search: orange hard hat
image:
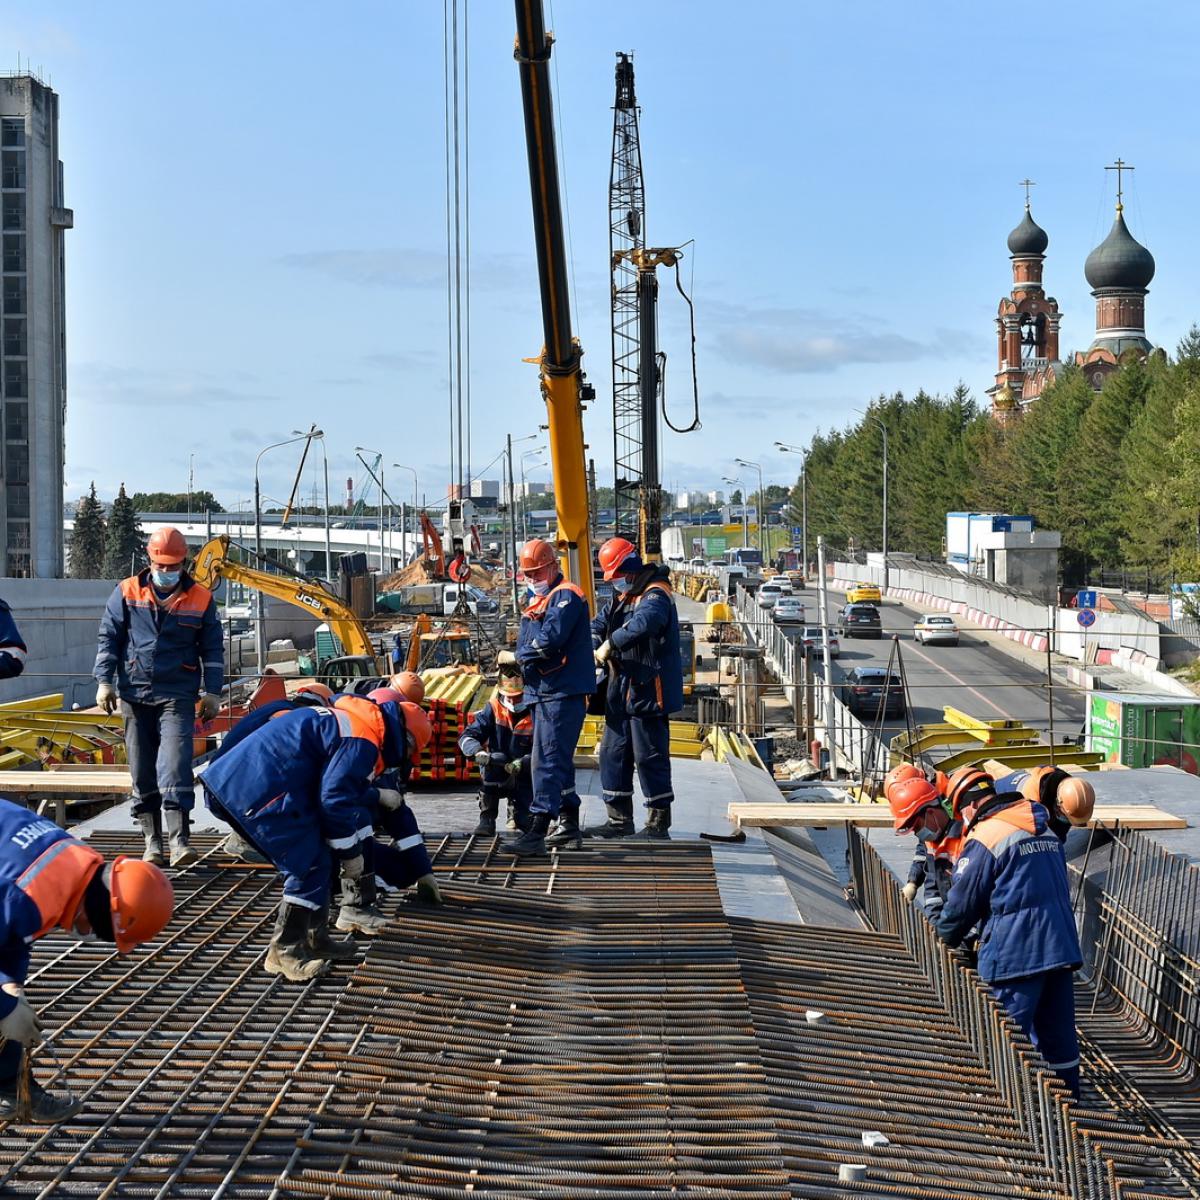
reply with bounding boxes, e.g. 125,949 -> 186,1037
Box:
887,776 -> 941,832
598,536 -> 637,581
388,671 -> 426,704
1056,776 -> 1095,825
109,857 -> 174,953
519,538 -> 558,575
147,526 -> 188,565
295,681 -> 333,704
1018,766 -> 1060,807
367,687 -> 405,706
399,701 -> 432,752
945,767 -> 994,817
497,672 -> 525,696
882,762 -> 922,801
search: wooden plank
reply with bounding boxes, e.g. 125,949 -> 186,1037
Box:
0,770 -> 132,795
727,801 -> 1188,831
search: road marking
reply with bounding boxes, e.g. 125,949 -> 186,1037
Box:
895,633 -> 1014,720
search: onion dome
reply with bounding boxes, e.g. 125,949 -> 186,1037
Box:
1084,208 -> 1155,291
1007,207 -> 1048,256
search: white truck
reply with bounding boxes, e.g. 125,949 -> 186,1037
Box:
378,582 -> 499,617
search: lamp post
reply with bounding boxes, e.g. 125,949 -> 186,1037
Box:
735,457 -> 766,560
255,432 -> 312,674
775,441 -> 808,575
293,428 -> 331,584
856,413 -> 889,591
391,463 -> 419,563
503,435 -> 538,613
520,447 -> 547,541
355,446 -> 386,573
722,475 -> 748,551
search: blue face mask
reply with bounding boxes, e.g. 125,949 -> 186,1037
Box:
152,569 -> 181,590
613,578 -> 633,594
530,579 -> 551,596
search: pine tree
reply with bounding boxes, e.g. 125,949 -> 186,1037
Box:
103,483 -> 144,579
68,483 -> 108,578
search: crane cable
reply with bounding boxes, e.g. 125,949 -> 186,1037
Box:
659,257 -> 702,434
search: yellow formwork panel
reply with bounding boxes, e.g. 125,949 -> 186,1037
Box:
935,745 -> 1105,773
420,672 -> 488,708
0,694 -> 64,713
0,712 -> 122,733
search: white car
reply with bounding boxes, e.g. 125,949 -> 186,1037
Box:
914,614 -> 960,645
799,625 -> 840,658
774,578 -> 794,595
773,596 -> 805,624
757,583 -> 783,610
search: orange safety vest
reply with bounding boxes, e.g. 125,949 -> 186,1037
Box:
490,694 -> 534,737
523,579 -> 587,619
16,838 -> 106,939
332,695 -> 387,777
119,575 -> 214,617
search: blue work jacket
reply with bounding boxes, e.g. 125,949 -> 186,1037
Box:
0,601 -> 26,679
459,696 -> 534,766
516,577 -> 595,702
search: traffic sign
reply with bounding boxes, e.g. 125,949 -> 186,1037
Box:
1077,608 -> 1096,628
1076,589 -> 1097,609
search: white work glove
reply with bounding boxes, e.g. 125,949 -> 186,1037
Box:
0,997 -> 41,1046
594,639 -> 613,666
474,750 -> 491,768
505,758 -> 524,778
901,882 -> 919,902
497,650 -> 518,666
96,681 -> 117,715
340,854 -> 365,880
376,788 -> 406,812
198,694 -> 221,721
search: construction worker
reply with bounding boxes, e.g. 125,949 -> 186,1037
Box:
0,797 -> 172,1122
0,598 -> 26,679
459,672 -> 533,837
199,696 -> 434,980
498,538 -> 593,856
991,766 -> 1096,842
94,527 -> 223,868
937,777 -> 1085,1099
343,670 -> 426,704
585,537 -> 683,840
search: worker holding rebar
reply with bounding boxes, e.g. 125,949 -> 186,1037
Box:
498,538 -> 593,856
936,779 -> 1084,1099
458,671 -> 534,837
584,538 -> 683,841
94,527 -> 224,868
0,797 -> 173,1123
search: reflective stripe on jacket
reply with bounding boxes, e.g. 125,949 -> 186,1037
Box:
516,578 -> 594,701
459,696 -> 534,763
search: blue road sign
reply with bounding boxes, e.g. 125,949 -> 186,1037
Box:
1077,608 -> 1096,628
1076,589 -> 1097,609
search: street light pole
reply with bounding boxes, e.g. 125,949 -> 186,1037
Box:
735,458 -> 766,560
858,415 -> 890,592
355,446 -> 386,574
502,435 -> 537,613
775,441 -> 809,576
520,447 -> 546,542
722,476 -> 746,551
392,463 -> 419,563
294,428 -> 331,583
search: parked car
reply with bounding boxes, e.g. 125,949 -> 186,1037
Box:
914,614 -> 960,645
839,602 -> 883,639
757,583 -> 784,610
841,667 -> 905,719
773,596 -> 806,625
774,577 -> 794,595
798,624 -> 840,658
846,582 -> 882,605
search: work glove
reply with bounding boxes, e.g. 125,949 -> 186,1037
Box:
901,882 -> 919,902
594,639 -> 613,666
340,854 -> 365,880
497,650 -> 518,667
505,758 -> 524,777
0,997 -> 41,1046
415,873 -> 443,905
376,788 -> 405,812
474,750 -> 491,768
96,681 -> 117,715
198,694 -> 221,721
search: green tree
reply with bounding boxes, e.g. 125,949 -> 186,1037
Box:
129,490 -> 225,514
104,483 -> 144,578
68,483 -> 107,578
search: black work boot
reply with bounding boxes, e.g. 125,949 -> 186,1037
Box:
504,812 -> 552,857
474,791 -> 500,837
264,901 -> 330,981
545,806 -> 582,849
137,811 -> 165,866
308,903 -> 359,961
509,802 -> 532,832
0,1072 -> 82,1125
629,804 -> 672,841
164,808 -> 198,868
582,796 -> 635,840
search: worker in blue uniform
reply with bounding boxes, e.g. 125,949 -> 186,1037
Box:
199,697 -> 435,980
497,538 -> 593,857
458,672 -> 534,837
0,599 -> 26,680
585,537 -> 684,840
937,782 -> 1084,1098
94,526 -> 224,868
0,798 -> 173,1122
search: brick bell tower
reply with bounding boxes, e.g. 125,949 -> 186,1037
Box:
988,183 -> 1062,418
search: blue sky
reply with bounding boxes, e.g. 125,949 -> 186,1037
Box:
9,0 -> 1199,511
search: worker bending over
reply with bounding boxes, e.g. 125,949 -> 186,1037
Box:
936,778 -> 1084,1098
586,538 -> 683,841
459,672 -> 533,837
0,597 -> 26,680
991,765 -> 1095,841
499,538 -> 594,857
0,798 -> 172,1122
94,527 -> 223,868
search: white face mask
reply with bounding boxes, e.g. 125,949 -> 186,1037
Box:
500,693 -> 524,712
613,578 -> 633,594
530,579 -> 551,596
151,568 -> 182,589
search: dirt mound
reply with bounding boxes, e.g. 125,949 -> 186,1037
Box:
379,561 -> 497,592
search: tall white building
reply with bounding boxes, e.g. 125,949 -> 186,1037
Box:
1,75 -> 71,577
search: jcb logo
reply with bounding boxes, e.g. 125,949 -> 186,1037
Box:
296,592 -> 323,612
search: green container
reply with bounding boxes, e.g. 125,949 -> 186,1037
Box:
1087,691 -> 1200,775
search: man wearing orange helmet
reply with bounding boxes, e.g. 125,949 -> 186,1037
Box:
94,526 -> 223,868
991,766 -> 1096,842
585,537 -> 684,840
0,797 -> 173,1122
458,672 -> 534,837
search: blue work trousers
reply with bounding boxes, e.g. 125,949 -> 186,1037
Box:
530,696 -> 586,817
375,800 -> 433,887
599,709 -> 674,809
0,1039 -> 21,1082
123,698 -> 197,815
993,968 -> 1081,1098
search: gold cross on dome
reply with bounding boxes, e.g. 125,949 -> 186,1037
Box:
1019,179 -> 1035,208
1106,159 -> 1134,210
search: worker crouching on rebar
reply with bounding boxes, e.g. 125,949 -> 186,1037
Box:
585,538 -> 684,841
0,797 -> 173,1122
459,672 -> 534,837
936,779 -> 1085,1099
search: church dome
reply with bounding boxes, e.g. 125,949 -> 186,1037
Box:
1084,209 -> 1155,291
1007,208 -> 1048,256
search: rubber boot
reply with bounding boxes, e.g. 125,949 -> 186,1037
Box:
164,808 -> 198,868
264,901 -> 329,981
221,830 -> 267,863
504,812 -> 552,858
336,871 -> 388,935
582,797 -> 635,840
0,1070 -> 82,1125
137,810 -> 165,866
307,903 -> 359,961
629,804 -> 672,841
545,806 -> 582,850
474,791 -> 499,837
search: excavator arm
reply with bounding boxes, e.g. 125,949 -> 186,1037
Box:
418,512 -> 447,580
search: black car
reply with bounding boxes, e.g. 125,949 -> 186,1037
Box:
842,668 -> 905,719
838,602 -> 883,639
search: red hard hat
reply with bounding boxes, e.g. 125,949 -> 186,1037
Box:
295,681 -> 333,704
388,671 -> 426,704
399,701 -> 432,752
519,538 -> 558,574
109,857 -> 174,953
882,762 -> 922,801
368,687 -> 404,706
598,537 -> 637,581
147,526 -> 188,565
946,766 -> 994,817
887,776 -> 941,832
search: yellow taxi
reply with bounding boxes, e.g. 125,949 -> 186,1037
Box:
846,582 -> 882,605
